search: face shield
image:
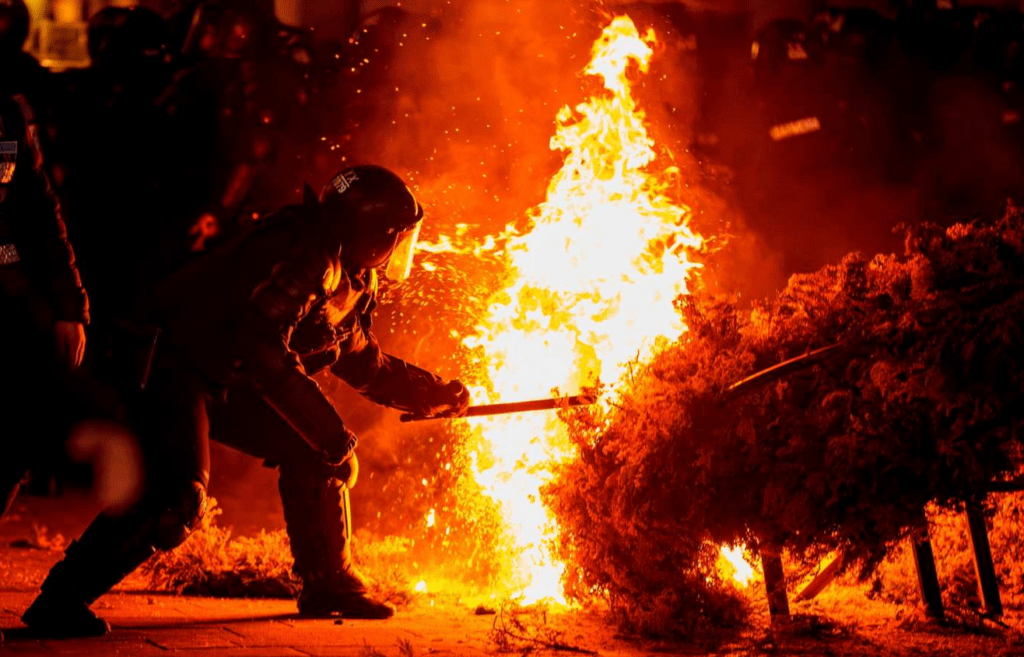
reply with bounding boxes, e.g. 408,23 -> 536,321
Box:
384,221 -> 421,282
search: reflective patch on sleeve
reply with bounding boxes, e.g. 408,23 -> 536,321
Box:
770,117 -> 821,141
0,141 -> 16,184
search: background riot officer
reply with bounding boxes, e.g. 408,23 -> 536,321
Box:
0,93 -> 89,541
165,0 -> 314,254
55,6 -> 175,321
22,165 -> 468,637
0,0 -> 48,102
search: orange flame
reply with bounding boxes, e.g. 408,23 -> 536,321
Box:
454,15 -> 706,602
718,545 -> 755,588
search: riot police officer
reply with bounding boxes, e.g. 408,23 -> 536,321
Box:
0,93 -> 89,551
22,165 -> 469,637
164,0 -> 314,254
56,6 -> 174,320
0,0 -> 48,102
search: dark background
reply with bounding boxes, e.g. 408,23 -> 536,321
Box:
9,1 -> 1024,576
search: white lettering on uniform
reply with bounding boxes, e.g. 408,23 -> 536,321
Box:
332,170 -> 360,194
770,117 -> 822,142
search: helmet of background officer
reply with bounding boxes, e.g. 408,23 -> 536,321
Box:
751,19 -> 822,77
317,165 -> 424,282
182,0 -> 273,59
88,7 -> 167,72
811,8 -> 894,70
907,0 -> 958,11
0,0 -> 30,56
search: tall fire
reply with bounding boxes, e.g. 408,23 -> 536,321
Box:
455,15 -> 706,602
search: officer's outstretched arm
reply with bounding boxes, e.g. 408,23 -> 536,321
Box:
331,327 -> 469,418
241,250 -> 357,465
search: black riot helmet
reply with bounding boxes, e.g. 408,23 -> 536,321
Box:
752,19 -> 822,76
181,0 -> 272,59
0,0 -> 30,55
317,165 -> 424,281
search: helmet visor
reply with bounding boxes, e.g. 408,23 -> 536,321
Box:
384,221 -> 421,282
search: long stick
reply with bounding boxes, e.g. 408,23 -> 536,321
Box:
400,394 -> 596,423
724,342 -> 845,401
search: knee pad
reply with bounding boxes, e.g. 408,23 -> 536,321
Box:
153,480 -> 208,551
281,452 -> 358,490
330,452 -> 359,490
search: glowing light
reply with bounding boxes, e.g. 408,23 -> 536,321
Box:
718,545 -> 756,588
426,508 -> 436,528
463,15 -> 705,603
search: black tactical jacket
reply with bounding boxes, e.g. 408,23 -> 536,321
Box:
0,94 -> 88,323
149,203 -> 444,463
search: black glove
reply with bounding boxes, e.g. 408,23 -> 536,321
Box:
420,379 -> 471,419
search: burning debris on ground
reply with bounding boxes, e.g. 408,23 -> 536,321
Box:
2,1 -> 1024,656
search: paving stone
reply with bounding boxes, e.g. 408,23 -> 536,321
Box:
0,639 -> 52,653
35,641 -> 167,656
292,646 -> 491,657
144,626 -> 243,650
223,619 -> 401,647
172,646 -> 309,650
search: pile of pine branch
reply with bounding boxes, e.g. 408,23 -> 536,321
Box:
546,209 -> 1024,637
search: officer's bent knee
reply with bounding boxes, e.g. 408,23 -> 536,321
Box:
152,480 -> 208,551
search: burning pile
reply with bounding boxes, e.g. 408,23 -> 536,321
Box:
546,209 -> 1024,637
458,15 -> 705,602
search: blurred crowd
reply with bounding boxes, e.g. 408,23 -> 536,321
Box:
0,0 -> 413,324
627,0 -> 1024,273
744,2 -> 1024,211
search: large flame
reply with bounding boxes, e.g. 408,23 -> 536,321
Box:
456,15 -> 707,602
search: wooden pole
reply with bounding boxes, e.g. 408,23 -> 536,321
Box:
910,513 -> 945,621
964,504 -> 1003,618
794,553 -> 844,602
760,543 -> 790,622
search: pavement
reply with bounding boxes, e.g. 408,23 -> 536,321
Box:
4,491 -> 1024,656
1,592 -> 521,656
0,492 -> 638,657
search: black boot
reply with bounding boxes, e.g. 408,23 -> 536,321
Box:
279,467 -> 395,620
22,511 -> 158,638
298,569 -> 395,620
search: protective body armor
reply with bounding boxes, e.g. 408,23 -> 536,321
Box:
0,94 -> 88,322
